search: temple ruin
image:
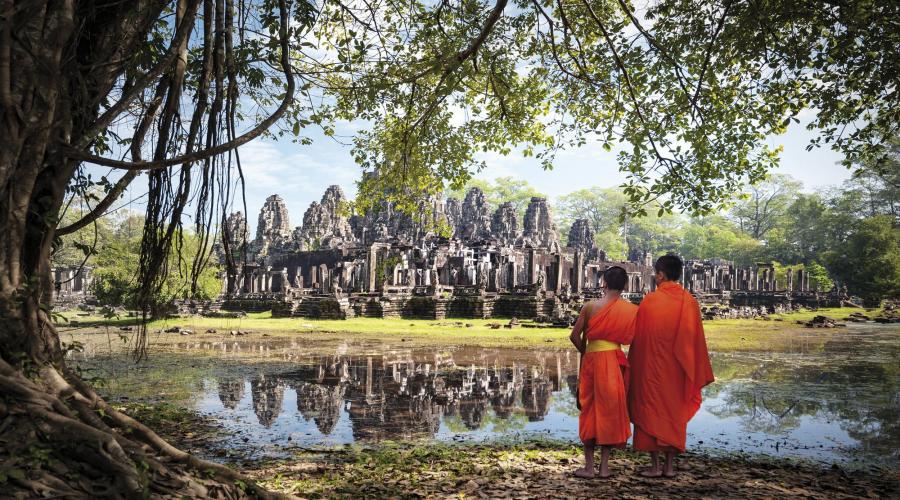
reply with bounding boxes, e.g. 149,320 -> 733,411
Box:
215,185 -> 842,321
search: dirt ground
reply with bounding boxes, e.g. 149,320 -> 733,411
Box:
126,403 -> 898,499
241,443 -> 899,499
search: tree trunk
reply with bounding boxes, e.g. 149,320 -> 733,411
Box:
0,2 -> 284,497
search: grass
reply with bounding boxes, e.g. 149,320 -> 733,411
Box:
60,312 -> 574,349
57,307 -> 892,353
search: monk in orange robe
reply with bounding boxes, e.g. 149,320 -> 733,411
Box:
570,266 -> 638,478
628,255 -> 715,477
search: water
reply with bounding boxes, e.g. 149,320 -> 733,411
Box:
71,323 -> 900,467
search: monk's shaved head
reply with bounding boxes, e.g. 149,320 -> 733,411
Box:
655,255 -> 683,281
604,266 -> 628,291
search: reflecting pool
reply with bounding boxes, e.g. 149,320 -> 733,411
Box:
71,323 -> 899,467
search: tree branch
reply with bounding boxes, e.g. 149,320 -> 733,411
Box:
56,171 -> 138,236
689,0 -> 732,120
65,0 -> 295,171
75,0 -> 202,150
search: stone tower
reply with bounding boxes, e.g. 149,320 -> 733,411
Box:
456,187 -> 492,241
223,211 -> 248,250
491,202 -> 519,245
298,185 -> 353,247
567,218 -> 595,252
521,197 -> 559,249
445,197 -> 462,231
256,194 -> 292,241
253,194 -> 292,257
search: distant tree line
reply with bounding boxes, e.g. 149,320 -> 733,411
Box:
455,166 -> 899,302
54,210 -> 220,314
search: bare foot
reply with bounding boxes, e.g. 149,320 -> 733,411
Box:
597,470 -> 613,479
639,467 -> 663,478
573,467 -> 595,479
663,470 -> 677,478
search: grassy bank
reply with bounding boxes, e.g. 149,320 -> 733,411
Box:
58,307 -> 889,353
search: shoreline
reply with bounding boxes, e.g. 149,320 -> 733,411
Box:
56,306 -> 891,352
122,401 -> 898,499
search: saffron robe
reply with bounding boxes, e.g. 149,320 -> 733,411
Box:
578,298 -> 638,446
628,281 -> 715,452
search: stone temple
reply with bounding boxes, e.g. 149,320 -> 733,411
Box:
213,185 -> 843,321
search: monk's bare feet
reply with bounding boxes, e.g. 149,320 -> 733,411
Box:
663,471 -> 677,478
573,467 -> 595,479
639,467 -> 663,478
597,469 -> 613,479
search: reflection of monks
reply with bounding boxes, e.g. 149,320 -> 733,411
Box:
628,255 -> 714,478
570,266 -> 637,479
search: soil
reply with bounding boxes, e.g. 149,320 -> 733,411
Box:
138,401 -> 899,499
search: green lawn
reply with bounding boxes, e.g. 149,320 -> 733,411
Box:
57,306 -> 888,352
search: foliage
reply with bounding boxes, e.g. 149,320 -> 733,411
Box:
678,217 -> 761,266
548,168 -> 897,299
729,174 -> 802,240
375,255 -> 402,287
556,187 -> 627,236
825,216 -> 900,302
332,0 -> 899,218
804,261 -> 835,294
91,216 -> 221,314
51,203 -> 115,267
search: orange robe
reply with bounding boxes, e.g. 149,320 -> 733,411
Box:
578,298 -> 638,446
628,281 -> 714,452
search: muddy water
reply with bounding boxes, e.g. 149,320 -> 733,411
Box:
70,323 -> 899,467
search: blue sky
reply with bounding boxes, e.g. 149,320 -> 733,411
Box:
97,111 -> 852,234
229,113 -> 851,232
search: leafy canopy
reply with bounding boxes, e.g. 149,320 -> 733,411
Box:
308,0 -> 898,217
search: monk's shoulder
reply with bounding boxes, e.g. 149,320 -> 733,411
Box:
581,299 -> 601,316
585,298 -> 604,310
638,289 -> 661,308
617,298 -> 639,316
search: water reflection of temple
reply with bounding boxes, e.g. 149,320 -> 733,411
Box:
250,374 -> 284,427
217,378 -> 245,410
216,350 -> 577,440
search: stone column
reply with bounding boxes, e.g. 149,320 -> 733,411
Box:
367,245 -> 378,292
574,251 -> 584,293
527,248 -> 536,284
554,253 -> 564,294
264,266 -> 273,292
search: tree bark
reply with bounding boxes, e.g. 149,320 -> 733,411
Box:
0,1 -> 287,497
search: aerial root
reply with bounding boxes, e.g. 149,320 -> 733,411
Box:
0,354 -> 289,498
60,367 -> 288,499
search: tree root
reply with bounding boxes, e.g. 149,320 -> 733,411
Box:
0,355 -> 292,499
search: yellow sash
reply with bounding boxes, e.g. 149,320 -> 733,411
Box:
585,339 -> 621,353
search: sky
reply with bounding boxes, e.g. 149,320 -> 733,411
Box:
98,112 -> 853,235
227,114 -> 852,233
